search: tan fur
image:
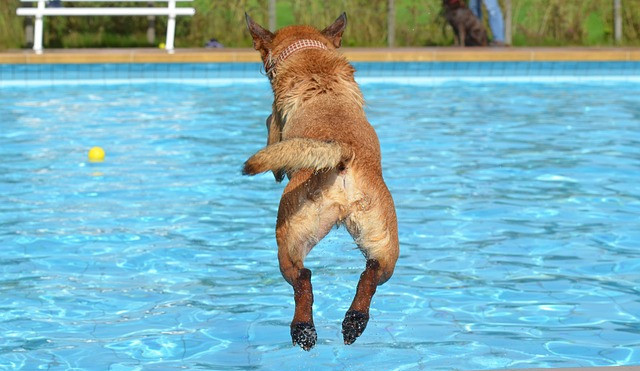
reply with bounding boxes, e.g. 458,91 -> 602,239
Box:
242,138 -> 352,176
244,12 -> 399,350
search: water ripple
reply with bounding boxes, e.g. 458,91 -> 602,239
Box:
0,82 -> 639,370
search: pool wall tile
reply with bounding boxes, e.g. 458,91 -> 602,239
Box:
1,61 -> 639,86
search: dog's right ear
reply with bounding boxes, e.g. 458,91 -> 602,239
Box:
245,13 -> 274,52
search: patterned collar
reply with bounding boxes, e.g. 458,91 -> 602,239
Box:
265,39 -> 328,78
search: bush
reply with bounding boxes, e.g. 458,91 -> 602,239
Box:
2,0 -> 640,50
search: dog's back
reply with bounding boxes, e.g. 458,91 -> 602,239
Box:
244,25 -> 382,178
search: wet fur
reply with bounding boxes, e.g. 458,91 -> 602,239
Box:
244,13 -> 399,350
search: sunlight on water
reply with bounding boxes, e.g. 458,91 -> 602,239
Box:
1,78 -> 639,370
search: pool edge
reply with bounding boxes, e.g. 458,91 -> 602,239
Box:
1,47 -> 640,64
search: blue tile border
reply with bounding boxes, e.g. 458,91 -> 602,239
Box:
353,61 -> 640,77
1,61 -> 639,86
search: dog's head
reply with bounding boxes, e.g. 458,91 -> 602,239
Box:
442,0 -> 466,9
245,13 -> 347,71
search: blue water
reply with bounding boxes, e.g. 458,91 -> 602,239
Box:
1,77 -> 639,370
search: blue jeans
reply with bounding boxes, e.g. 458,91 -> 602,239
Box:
469,0 -> 505,43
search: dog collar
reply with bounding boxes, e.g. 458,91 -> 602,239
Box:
265,39 -> 328,78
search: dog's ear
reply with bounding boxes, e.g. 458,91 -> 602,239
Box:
245,13 -> 274,52
321,12 -> 347,48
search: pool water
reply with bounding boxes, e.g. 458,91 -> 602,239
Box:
1,78 -> 639,370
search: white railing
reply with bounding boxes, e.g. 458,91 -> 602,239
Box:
16,0 -> 195,54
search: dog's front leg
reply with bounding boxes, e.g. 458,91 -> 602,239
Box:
265,113 -> 285,182
458,24 -> 466,47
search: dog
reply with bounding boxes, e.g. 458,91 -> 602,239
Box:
243,13 -> 399,351
442,0 -> 488,46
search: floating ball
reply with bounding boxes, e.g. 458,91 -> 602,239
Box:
88,146 -> 105,162
159,42 -> 166,49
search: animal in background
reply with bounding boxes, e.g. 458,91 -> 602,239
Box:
442,0 -> 489,46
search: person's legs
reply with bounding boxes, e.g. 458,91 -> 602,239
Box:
482,0 -> 505,43
468,0 -> 482,19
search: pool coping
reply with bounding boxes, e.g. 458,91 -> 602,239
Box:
1,47 -> 640,64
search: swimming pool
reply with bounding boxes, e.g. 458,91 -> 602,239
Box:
1,63 -> 639,370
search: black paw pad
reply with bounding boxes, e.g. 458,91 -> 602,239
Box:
291,322 -> 317,351
342,310 -> 369,345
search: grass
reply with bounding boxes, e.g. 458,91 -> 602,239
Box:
1,0 -> 640,50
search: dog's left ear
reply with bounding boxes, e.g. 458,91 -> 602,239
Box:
321,12 -> 347,48
245,12 -> 274,53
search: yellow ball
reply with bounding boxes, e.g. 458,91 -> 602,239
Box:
88,146 -> 105,162
158,43 -> 166,49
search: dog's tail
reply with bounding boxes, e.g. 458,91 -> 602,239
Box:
242,138 -> 351,176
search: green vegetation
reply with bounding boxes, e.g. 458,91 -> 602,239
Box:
1,0 -> 640,50
0,0 -> 24,49
511,0 -> 640,46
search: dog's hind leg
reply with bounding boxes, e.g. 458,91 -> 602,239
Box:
277,219 -> 318,351
342,258 -> 381,344
276,171 -> 342,350
277,224 -> 318,351
289,266 -> 316,351
343,181 -> 399,345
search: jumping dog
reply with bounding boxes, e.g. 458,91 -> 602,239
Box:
242,13 -> 399,350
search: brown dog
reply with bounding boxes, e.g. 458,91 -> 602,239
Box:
443,0 -> 488,46
243,13 -> 399,350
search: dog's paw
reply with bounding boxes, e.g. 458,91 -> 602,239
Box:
291,322 -> 317,351
342,310 -> 369,345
